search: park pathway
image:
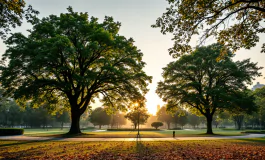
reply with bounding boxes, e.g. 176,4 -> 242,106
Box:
0,134 -> 264,141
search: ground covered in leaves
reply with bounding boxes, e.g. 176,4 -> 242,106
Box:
0,139 -> 265,159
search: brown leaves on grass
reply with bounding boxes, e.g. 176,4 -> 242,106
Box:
0,140 -> 265,159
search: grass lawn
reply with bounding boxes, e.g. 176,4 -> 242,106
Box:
0,138 -> 265,159
23,128 -> 245,138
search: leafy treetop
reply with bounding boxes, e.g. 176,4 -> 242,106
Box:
0,0 -> 39,39
152,0 -> 265,57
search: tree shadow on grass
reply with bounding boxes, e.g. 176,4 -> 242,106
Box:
0,136 -> 67,147
236,137 -> 265,144
27,133 -> 96,138
85,134 -> 159,160
195,133 -> 246,137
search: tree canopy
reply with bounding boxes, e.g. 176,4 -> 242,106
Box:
110,112 -> 127,128
0,0 -> 39,39
253,86 -> 265,128
0,7 -> 152,134
156,43 -> 261,134
151,122 -> 163,130
89,107 -> 111,129
125,106 -> 150,129
156,106 -> 174,129
152,0 -> 265,57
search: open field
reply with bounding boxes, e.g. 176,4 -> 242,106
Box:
23,128 -> 246,138
0,138 -> 265,159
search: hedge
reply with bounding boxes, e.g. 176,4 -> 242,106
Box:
0,128 -> 24,136
107,128 -> 161,131
241,130 -> 265,134
168,128 -> 182,130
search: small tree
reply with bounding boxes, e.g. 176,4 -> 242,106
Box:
56,110 -> 70,130
151,122 -> 163,130
188,114 -> 200,129
229,90 -> 257,130
89,107 -> 111,129
177,112 -> 188,129
125,107 -> 149,129
110,112 -> 127,129
157,106 -> 173,129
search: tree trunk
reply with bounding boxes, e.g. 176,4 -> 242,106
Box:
234,115 -> 244,130
68,111 -> 81,134
61,122 -> 64,130
206,115 -> 213,134
167,122 -> 170,129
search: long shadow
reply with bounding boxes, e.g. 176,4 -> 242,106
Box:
0,136 -> 67,147
235,137 -> 265,144
80,134 -> 156,159
26,133 -> 96,138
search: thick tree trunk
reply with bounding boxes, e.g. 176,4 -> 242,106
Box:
206,115 -> 213,134
68,111 -> 81,134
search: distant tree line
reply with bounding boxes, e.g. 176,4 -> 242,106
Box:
0,99 -> 71,129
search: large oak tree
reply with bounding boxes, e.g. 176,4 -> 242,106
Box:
152,0 -> 265,57
0,7 -> 152,134
156,44 -> 261,134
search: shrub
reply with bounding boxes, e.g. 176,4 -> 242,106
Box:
169,127 -> 182,130
151,122 -> 164,129
0,128 -> 24,136
219,126 -> 226,129
107,128 -> 160,131
241,130 -> 265,134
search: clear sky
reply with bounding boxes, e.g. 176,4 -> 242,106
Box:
0,0 -> 264,115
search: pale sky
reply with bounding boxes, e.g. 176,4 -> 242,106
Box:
0,0 -> 264,115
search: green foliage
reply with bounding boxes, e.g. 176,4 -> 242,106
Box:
56,109 -> 70,129
0,7 -> 151,134
110,112 -> 127,128
151,122 -> 163,129
125,107 -> 150,129
188,114 -> 201,128
0,0 -> 39,39
22,105 -> 55,128
156,106 -> 173,129
153,0 -> 265,56
156,43 -> 262,133
175,111 -> 188,128
253,86 -> 265,128
0,128 -> 24,136
89,107 -> 111,128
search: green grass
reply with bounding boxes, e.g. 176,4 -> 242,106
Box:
1,138 -> 265,159
22,128 -> 245,138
